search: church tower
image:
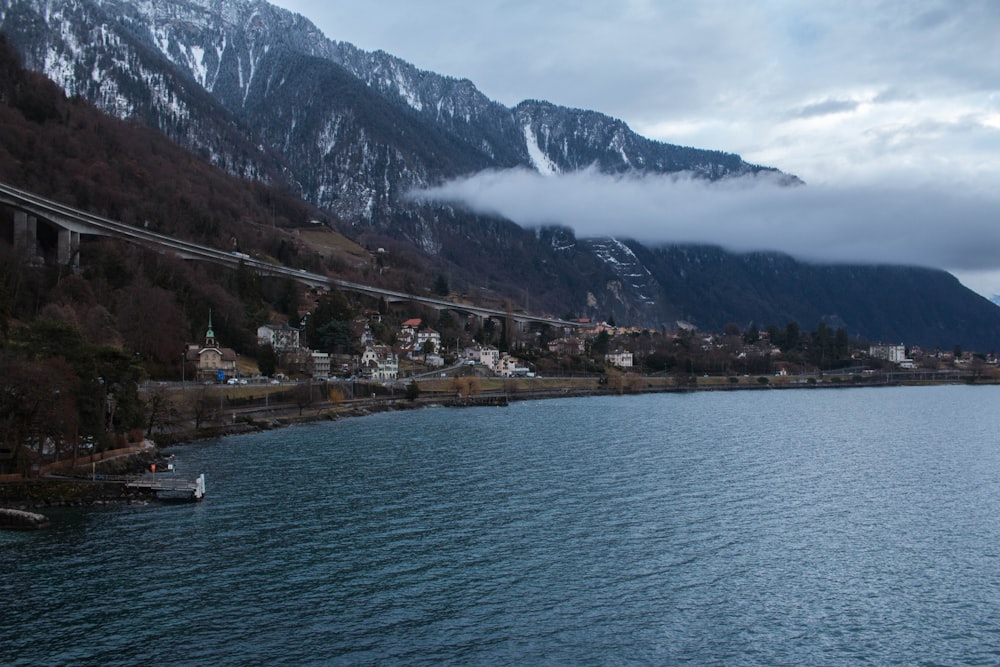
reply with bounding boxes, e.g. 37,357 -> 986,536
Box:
204,310 -> 217,348
186,309 -> 238,381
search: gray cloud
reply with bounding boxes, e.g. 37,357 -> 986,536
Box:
795,98 -> 860,118
272,0 -> 1000,293
411,169 -> 1000,273
872,87 -> 917,104
272,1 -> 1000,119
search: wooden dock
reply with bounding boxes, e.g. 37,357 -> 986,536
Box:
125,473 -> 206,501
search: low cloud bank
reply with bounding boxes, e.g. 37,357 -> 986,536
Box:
410,168 -> 1000,272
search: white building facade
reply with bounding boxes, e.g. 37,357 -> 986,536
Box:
415,328 -> 442,354
257,324 -> 301,351
359,345 -> 398,381
605,350 -> 634,369
310,351 -> 331,378
869,343 -> 906,363
466,346 -> 500,371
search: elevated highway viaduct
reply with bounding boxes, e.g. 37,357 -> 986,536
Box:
0,181 -> 580,332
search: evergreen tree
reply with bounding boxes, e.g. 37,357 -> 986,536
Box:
275,278 -> 299,316
782,321 -> 801,352
405,381 -> 421,401
316,320 -> 354,354
593,330 -> 611,356
258,344 -> 277,377
306,290 -> 355,348
433,274 -> 449,297
766,324 -> 781,348
812,321 -> 832,367
835,328 -> 850,360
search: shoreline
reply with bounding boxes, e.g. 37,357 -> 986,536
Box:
152,372 -> 989,447
3,375 -> 992,511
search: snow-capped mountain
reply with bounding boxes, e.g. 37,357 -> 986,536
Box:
1,0 -> 782,217
3,0 -> 999,349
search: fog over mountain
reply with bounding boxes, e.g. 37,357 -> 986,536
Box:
275,0 -> 1000,298
414,168 -> 1000,271
3,0 -> 1000,349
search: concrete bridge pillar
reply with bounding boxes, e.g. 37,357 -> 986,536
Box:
13,210 -> 25,245
13,210 -> 38,257
57,229 -> 80,266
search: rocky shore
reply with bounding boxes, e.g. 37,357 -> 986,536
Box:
0,449 -> 161,512
0,478 -> 160,511
0,507 -> 52,530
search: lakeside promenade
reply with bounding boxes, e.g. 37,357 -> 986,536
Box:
152,367 -> 989,445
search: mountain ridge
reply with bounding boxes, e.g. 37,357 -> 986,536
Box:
2,0 -> 999,351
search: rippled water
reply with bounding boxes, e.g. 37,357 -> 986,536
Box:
5,385 -> 1000,665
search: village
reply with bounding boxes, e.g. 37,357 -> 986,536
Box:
185,306 -> 1000,387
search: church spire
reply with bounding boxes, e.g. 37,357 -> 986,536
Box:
205,309 -> 216,347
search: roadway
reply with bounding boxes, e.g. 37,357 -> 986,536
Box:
0,181 -> 580,329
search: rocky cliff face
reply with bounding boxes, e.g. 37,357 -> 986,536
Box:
3,0 -> 998,349
1,0 -> 776,216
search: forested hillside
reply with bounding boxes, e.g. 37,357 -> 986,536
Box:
5,0 -> 999,352
0,33 -> 414,354
0,35 -> 416,466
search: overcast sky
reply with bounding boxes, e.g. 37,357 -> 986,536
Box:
269,0 -> 1000,297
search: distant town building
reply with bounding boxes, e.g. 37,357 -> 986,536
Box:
605,350 -> 634,369
466,345 -> 500,371
415,328 -> 441,354
310,351 -> 331,378
869,343 -> 906,364
397,319 -> 443,358
186,312 -> 238,381
348,315 -> 377,348
498,354 -> 531,377
396,318 -> 422,355
548,337 -> 585,356
360,344 -> 398,381
257,323 -> 302,352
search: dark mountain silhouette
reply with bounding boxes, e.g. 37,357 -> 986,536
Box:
1,0 -> 998,351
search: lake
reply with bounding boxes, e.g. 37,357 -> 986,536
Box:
4,385 -> 1000,665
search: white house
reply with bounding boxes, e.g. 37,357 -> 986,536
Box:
415,328 -> 442,354
498,354 -> 531,377
466,346 -> 500,371
257,323 -> 301,352
359,345 -> 398,381
605,350 -> 634,369
398,318 -> 421,345
358,322 -> 376,347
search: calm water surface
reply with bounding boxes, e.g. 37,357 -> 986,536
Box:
4,385 -> 1000,665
